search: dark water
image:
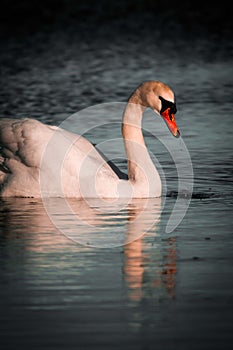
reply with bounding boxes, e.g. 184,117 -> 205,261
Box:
0,3 -> 233,349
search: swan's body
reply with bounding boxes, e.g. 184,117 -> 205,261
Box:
0,81 -> 180,198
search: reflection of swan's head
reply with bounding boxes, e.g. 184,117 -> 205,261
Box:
129,81 -> 180,138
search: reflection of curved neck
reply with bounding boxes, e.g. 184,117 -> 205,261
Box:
122,93 -> 160,196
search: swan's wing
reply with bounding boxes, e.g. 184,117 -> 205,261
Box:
0,154 -> 11,174
94,145 -> 128,180
0,118 -> 120,197
0,118 -> 51,168
0,118 -> 53,196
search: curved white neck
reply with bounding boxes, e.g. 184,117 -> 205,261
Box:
122,95 -> 161,197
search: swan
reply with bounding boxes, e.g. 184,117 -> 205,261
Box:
0,81 -> 180,198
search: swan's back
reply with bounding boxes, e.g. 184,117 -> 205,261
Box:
0,118 -> 118,197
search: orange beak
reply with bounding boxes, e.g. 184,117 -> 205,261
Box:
161,108 -> 180,138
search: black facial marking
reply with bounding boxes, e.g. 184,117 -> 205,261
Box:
159,96 -> 177,119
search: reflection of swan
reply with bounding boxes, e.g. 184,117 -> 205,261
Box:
124,236 -> 177,302
0,81 -> 179,198
1,197 -> 175,299
1,197 -> 176,301
44,197 -> 162,248
0,197 -> 161,249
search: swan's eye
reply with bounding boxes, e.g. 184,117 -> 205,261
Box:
159,96 -> 177,116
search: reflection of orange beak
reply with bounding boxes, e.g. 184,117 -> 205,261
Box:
161,108 -> 180,138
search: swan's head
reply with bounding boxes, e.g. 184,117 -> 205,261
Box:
138,81 -> 180,138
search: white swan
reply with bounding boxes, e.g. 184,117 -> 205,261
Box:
0,81 -> 180,198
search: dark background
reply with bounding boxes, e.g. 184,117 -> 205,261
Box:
0,0 -> 232,121
1,0 -> 232,45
